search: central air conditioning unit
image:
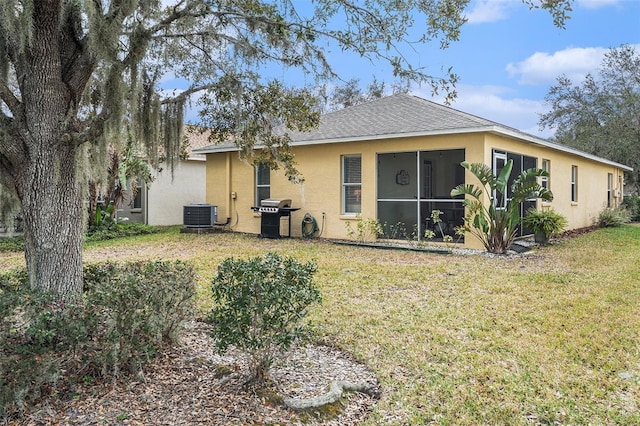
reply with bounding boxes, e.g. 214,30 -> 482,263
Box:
183,204 -> 217,228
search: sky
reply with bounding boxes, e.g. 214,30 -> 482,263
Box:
177,0 -> 640,140
325,0 -> 640,139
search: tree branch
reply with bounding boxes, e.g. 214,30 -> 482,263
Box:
120,2 -> 204,70
68,109 -> 111,147
0,79 -> 21,118
0,152 -> 16,191
283,380 -> 379,411
160,84 -> 217,106
0,117 -> 26,189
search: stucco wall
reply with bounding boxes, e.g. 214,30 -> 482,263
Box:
204,132 -> 626,248
205,133 -> 477,243
483,133 -> 624,230
146,159 -> 207,226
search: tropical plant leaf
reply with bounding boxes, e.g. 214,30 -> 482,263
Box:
463,162 -> 498,189
455,160 -> 555,254
495,159 -> 513,196
538,187 -> 554,202
450,183 -> 483,200
517,167 -> 549,181
513,180 -> 552,203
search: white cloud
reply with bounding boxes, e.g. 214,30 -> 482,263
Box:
464,0 -> 622,24
464,0 -> 514,24
506,47 -> 608,86
412,84 -> 553,138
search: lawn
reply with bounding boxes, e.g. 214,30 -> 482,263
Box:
1,226 -> 639,424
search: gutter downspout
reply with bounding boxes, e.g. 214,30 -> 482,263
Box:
226,152 -> 233,225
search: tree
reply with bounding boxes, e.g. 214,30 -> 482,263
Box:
330,78 -> 368,110
0,0 -> 572,300
539,44 -> 640,193
317,76 -> 402,112
87,132 -> 156,230
451,161 -> 552,254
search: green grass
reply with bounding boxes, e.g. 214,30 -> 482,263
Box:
1,226 -> 639,424
0,235 -> 23,252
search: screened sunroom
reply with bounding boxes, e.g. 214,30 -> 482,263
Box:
377,149 -> 466,243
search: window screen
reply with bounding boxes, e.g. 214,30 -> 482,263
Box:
255,163 -> 270,205
541,159 -> 550,190
571,165 -> 578,202
342,155 -> 362,214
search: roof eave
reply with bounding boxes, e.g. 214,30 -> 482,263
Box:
192,126 -> 633,172
191,127 -> 492,154
490,127 -> 634,172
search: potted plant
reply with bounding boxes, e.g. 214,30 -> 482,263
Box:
523,208 -> 568,244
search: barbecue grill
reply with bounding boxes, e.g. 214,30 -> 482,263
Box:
251,199 -> 299,238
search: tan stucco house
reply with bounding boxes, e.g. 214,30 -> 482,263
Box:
193,94 -> 632,249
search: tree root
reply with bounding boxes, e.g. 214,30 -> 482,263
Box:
282,380 -> 379,411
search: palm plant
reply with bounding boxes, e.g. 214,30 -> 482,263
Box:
451,160 -> 553,254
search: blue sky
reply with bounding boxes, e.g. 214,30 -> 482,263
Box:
176,0 -> 639,139
435,0 -> 639,138
326,0 -> 640,138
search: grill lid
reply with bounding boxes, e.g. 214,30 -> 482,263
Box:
260,199 -> 291,209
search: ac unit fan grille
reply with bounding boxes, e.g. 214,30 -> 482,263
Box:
183,204 -> 217,228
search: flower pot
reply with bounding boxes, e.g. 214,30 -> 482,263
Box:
534,230 -> 550,245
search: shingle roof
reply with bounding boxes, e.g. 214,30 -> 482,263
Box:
184,125 -> 215,160
191,94 -> 632,171
192,94 -> 499,152
287,93 -> 497,143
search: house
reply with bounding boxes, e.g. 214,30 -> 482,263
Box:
193,94 -> 632,249
117,127 -> 209,226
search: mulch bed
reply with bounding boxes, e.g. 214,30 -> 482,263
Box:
17,322 -> 379,426
557,225 -> 599,239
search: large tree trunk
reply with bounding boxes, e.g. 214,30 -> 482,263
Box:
13,0 -> 87,301
20,140 -> 84,300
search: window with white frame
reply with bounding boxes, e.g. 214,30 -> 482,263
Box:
342,155 -> 362,214
492,151 -> 508,208
571,165 -> 578,203
255,163 -> 270,205
607,173 -> 613,207
541,159 -> 550,190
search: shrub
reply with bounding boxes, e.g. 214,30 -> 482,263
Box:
523,208 -> 568,243
0,223 -> 158,254
209,252 -> 321,383
0,274 -> 74,418
0,261 -> 195,420
0,268 -> 27,291
85,222 -> 158,242
424,209 -> 459,244
622,195 -> 640,222
345,216 -> 383,243
597,207 -> 631,228
83,260 -> 196,376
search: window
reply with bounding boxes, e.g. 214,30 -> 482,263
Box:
131,177 -> 143,210
342,155 -> 361,214
255,163 -> 270,205
571,165 -> 578,203
492,149 -> 537,237
492,151 -> 507,208
541,159 -> 550,190
607,173 -> 613,207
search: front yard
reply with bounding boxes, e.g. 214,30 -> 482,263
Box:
1,226 -> 639,424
